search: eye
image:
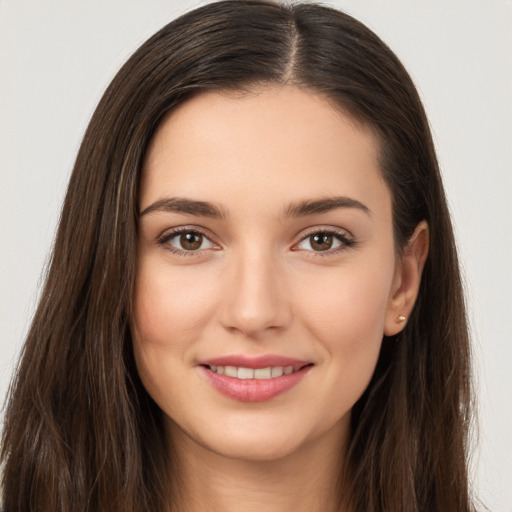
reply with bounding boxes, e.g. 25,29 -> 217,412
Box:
158,229 -> 217,254
295,230 -> 354,253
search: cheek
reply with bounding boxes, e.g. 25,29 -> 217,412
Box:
298,262 -> 393,343
130,260 -> 218,407
133,259 -> 217,348
294,259 -> 395,405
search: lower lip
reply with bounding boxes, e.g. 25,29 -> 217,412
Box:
200,365 -> 313,402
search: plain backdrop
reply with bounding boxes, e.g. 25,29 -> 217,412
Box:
1,1 -> 511,510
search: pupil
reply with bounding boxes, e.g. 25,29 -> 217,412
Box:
180,232 -> 202,250
312,234 -> 332,251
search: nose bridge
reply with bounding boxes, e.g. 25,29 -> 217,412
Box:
220,242 -> 290,336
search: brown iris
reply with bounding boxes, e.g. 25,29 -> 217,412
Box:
310,233 -> 333,251
180,232 -> 203,250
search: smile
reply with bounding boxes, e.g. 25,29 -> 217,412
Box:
199,357 -> 314,402
206,365 -> 297,379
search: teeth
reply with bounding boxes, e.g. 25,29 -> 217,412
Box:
271,367 -> 283,377
208,365 -> 296,379
224,366 -> 238,378
254,367 -> 271,379
238,367 -> 254,379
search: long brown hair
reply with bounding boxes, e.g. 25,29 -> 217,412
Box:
1,1 -> 474,511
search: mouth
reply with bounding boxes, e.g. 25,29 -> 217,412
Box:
198,357 -> 314,402
202,363 -> 313,380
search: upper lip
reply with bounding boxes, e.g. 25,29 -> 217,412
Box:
198,354 -> 313,370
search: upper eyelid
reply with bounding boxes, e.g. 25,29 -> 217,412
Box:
159,225 -> 216,242
294,225 -> 354,241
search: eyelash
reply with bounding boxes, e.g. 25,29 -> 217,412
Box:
157,227 -> 357,257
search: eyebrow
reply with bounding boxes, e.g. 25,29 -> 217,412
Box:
284,196 -> 371,217
140,197 -> 227,219
139,195 -> 370,219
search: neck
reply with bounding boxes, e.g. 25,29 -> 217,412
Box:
166,420 -> 351,512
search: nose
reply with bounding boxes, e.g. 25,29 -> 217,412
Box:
219,247 -> 292,338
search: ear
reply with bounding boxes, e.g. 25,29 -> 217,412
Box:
384,221 -> 429,336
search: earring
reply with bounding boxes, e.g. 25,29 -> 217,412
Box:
396,315 -> 407,323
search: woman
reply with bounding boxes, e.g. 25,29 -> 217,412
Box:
0,1 -> 475,511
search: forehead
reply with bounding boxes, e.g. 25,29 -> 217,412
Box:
141,86 -> 390,219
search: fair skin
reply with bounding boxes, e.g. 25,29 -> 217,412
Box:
132,85 -> 428,512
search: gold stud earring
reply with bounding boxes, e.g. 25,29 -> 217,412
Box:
396,315 -> 407,323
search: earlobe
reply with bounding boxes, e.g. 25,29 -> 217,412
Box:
384,221 -> 429,336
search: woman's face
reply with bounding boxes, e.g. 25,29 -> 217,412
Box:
133,86 -> 410,461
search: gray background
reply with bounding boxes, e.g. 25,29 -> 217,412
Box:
1,1 -> 511,510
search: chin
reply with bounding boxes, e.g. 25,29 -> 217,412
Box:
166,409 -> 314,461
169,406 -> 349,465
204,430 -> 307,462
